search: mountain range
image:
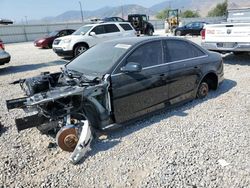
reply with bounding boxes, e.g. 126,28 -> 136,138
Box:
34,0 -> 250,23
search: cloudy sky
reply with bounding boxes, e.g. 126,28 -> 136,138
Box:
0,0 -> 165,21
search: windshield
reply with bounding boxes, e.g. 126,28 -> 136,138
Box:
48,31 -> 59,37
66,42 -> 131,74
72,26 -> 93,35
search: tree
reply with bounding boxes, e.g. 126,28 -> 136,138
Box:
180,10 -> 200,18
207,0 -> 228,17
156,8 -> 170,20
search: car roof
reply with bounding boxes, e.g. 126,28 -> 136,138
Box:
101,36 -> 193,46
84,22 -> 129,27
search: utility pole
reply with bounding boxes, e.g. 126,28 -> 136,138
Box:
79,1 -> 84,23
25,16 -> 28,25
120,0 -> 124,19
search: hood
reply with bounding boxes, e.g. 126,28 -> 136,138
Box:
56,34 -> 87,41
35,36 -> 54,42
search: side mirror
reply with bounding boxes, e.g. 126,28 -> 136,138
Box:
89,32 -> 96,36
121,62 -> 142,73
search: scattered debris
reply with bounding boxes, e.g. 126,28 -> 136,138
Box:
218,159 -> 230,167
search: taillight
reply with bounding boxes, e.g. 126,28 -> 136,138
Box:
0,41 -> 4,50
201,29 -> 206,40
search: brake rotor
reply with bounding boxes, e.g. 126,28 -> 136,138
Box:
56,125 -> 79,152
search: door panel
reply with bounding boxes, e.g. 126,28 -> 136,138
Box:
164,39 -> 203,104
111,40 -> 170,123
168,60 -> 201,102
111,66 -> 169,123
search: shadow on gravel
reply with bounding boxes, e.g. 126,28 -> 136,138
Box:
83,79 -> 237,163
0,118 -> 8,137
223,53 -> 250,66
0,60 -> 67,76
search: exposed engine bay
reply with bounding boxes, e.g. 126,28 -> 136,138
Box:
6,69 -> 112,164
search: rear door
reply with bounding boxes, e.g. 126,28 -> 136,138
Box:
103,24 -> 122,39
111,40 -> 169,123
164,39 -> 206,104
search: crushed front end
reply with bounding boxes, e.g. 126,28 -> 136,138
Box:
6,70 -> 111,164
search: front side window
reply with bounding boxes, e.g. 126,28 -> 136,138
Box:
91,25 -> 106,35
67,30 -> 75,35
59,30 -> 68,37
104,24 -> 120,33
186,23 -> 193,28
126,41 -> 162,68
164,40 -> 205,62
73,26 -> 93,35
142,16 -> 148,21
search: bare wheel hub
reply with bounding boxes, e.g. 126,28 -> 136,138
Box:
56,125 -> 79,152
200,83 -> 208,95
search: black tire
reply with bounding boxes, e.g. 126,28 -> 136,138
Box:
48,42 -> 53,49
74,44 -> 88,57
197,81 -> 209,99
175,30 -> 182,36
147,28 -> 154,36
233,52 -> 245,55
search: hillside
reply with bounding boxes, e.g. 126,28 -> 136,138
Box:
36,0 -> 250,23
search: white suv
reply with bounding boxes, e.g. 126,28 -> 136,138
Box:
52,22 -> 137,58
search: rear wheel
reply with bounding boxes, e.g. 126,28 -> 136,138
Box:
74,44 -> 88,57
147,28 -> 154,36
175,30 -> 182,36
197,81 -> 209,99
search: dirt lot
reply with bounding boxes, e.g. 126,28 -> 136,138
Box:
0,40 -> 250,187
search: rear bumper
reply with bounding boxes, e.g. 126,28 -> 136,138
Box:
201,42 -> 250,52
0,51 -> 11,65
53,47 -> 73,57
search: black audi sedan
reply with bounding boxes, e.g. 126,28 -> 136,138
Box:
175,21 -> 208,36
7,37 -> 224,164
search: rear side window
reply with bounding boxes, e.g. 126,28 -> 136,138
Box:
120,24 -> 133,31
92,25 -> 105,35
104,24 -> 120,33
164,40 -> 205,62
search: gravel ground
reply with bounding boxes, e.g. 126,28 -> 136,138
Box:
0,41 -> 250,188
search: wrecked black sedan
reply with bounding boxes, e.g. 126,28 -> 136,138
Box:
7,37 -> 224,164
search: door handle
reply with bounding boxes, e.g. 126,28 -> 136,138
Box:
194,66 -> 198,69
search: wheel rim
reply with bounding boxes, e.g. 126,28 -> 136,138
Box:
176,31 -> 181,36
199,83 -> 209,97
75,46 -> 87,56
149,29 -> 153,36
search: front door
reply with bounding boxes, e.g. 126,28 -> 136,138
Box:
111,40 -> 170,123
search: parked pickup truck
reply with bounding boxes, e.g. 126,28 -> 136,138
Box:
201,8 -> 250,54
